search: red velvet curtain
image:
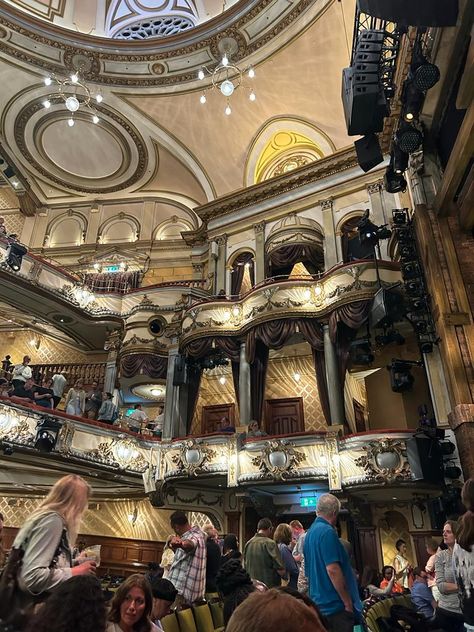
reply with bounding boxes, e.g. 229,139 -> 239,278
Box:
182,337 -> 240,361
250,340 -> 269,422
297,319 -> 331,426
186,363 -> 202,434
230,252 -> 255,295
231,361 -> 240,404
120,353 -> 167,379
268,244 -> 324,277
329,301 -> 372,385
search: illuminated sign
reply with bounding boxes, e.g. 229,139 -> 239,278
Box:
300,497 -> 318,508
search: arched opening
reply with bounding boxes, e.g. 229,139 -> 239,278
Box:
229,251 -> 255,295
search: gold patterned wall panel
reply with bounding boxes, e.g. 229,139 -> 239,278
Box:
0,331 -> 106,365
191,368 -> 237,434
0,192 -> 20,212
376,508 -> 416,568
2,212 -> 25,237
142,265 -> 194,286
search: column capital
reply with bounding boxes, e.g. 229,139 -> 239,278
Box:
319,198 -> 334,210
366,180 -> 383,194
253,221 -> 266,235
215,233 -> 228,246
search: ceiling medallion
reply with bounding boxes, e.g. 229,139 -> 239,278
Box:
355,438 -> 411,484
251,439 -> 306,481
197,37 -> 255,115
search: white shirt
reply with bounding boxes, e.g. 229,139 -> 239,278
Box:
128,409 -> 148,426
51,374 -> 67,397
154,413 -> 164,430
12,364 -> 32,383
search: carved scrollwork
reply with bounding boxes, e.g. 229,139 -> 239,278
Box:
70,436 -> 147,472
171,439 -> 217,476
250,439 -> 306,481
354,438 -> 411,484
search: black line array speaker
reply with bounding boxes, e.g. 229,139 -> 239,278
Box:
357,0 -> 458,27
355,134 -> 383,172
173,354 -> 187,385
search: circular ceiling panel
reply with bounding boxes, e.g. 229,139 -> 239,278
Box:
131,383 -> 166,401
41,119 -> 123,179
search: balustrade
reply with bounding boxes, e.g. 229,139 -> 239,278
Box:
30,362 -> 106,386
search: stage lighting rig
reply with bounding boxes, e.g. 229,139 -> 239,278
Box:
5,235 -> 28,272
357,210 -> 392,248
388,358 -> 423,393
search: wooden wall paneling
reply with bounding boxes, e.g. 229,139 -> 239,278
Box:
264,397 -> 304,434
411,531 -> 442,568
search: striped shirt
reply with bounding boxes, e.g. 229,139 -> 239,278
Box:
167,526 -> 206,603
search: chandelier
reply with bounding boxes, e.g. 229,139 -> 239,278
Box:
42,71 -> 103,127
197,37 -> 256,115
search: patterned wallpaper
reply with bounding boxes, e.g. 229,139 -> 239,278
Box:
190,353 -> 326,433
376,508 -> 416,567
3,213 -> 25,237
0,495 -> 215,542
0,330 -> 106,365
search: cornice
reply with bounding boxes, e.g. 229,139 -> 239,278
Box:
195,147 -> 359,223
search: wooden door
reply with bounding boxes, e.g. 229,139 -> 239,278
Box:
264,397 -> 304,435
411,531 -> 441,567
356,527 -> 380,573
201,403 -> 235,434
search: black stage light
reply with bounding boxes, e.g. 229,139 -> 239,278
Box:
1,442 -> 13,455
35,417 -> 61,453
396,227 -> 412,243
396,123 -> 423,154
384,167 -> 407,193
5,240 -> 28,272
439,441 -> 456,456
405,280 -> 423,296
399,244 -> 416,260
409,297 -> 427,311
392,144 -> 409,174
401,261 -> 420,278
444,465 -> 462,480
375,329 -> 405,346
350,339 -> 375,365
401,80 -> 424,122
412,60 -> 440,92
419,339 -> 433,354
392,209 -> 408,226
414,320 -> 428,334
388,361 -> 415,393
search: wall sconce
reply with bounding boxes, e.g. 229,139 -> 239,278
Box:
293,372 -> 301,382
128,505 -> 138,525
219,376 -> 226,385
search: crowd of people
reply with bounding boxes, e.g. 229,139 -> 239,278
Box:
0,473 -> 472,632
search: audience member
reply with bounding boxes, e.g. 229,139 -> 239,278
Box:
225,588 -> 328,632
167,510 -> 206,606
148,405 -> 164,438
24,575 -> 107,632
434,519 -> 464,632
221,534 -> 241,565
218,416 -> 235,433
65,379 -> 86,416
1,354 -> 12,376
107,573 -> 159,632
149,578 -> 177,631
276,585 -> 328,628
160,536 -> 175,579
32,377 -> 55,408
425,536 -> 441,602
98,392 -> 116,424
5,475 -> 96,623
203,524 -> 222,593
289,520 -> 305,558
273,523 -> 299,589
216,558 -> 255,626
145,562 -> 163,584
243,517 -> 285,588
361,567 -> 394,598
247,420 -> 267,437
128,404 -> 148,433
84,381 -> 102,420
11,376 -> 35,401
304,493 -> 362,632
0,377 -> 10,397
11,355 -> 32,390
380,565 -> 403,594
410,568 -> 436,620
51,371 -> 67,408
453,478 -> 474,632
393,538 -> 412,589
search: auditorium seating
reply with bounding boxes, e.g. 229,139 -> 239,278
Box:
364,594 -> 414,632
161,602 -> 224,632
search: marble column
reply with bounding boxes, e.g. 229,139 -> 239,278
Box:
253,221 -> 266,283
323,325 -> 345,425
215,234 -> 227,294
321,199 -> 337,269
239,341 -> 251,425
163,345 -> 181,440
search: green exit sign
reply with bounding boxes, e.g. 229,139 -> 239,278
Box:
300,497 -> 317,508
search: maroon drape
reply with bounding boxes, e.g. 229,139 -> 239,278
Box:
120,354 -> 167,379
268,244 -> 324,277
297,319 -> 331,425
230,252 -> 255,295
183,337 -> 240,361
329,301 -> 372,385
250,339 -> 269,422
186,363 -> 202,433
231,361 -> 240,404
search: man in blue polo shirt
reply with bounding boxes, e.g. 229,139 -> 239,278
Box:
304,493 -> 362,632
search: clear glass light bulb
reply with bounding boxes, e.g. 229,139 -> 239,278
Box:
65,96 -> 80,112
248,68 -> 255,78
198,69 -> 205,80
220,79 -> 234,97
200,94 -> 206,104
222,54 -> 229,67
70,73 -> 79,83
44,77 -> 52,86
95,94 -> 103,103
249,92 -> 256,101
43,100 -> 51,109
68,118 -> 75,127
92,115 -> 99,124
225,105 -> 231,116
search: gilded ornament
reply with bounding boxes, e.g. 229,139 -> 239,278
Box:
250,439 -> 306,481
355,438 -> 411,484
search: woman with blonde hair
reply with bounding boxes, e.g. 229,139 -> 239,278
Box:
65,379 -> 86,416
107,574 -> 159,632
12,474 -> 96,601
273,523 -> 299,589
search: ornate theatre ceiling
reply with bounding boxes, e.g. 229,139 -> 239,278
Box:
0,0 -> 355,210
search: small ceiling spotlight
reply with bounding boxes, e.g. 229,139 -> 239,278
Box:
384,166 -> 407,194
293,372 -> 301,382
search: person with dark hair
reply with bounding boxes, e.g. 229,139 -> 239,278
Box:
410,568 -> 436,620
32,376 -> 55,409
393,538 -> 412,589
425,537 -> 441,602
107,573 -> 159,632
11,355 -> 32,390
453,479 -> 474,632
98,392 -> 116,424
362,566 -> 394,597
167,511 -> 206,606
434,519 -> 464,632
145,562 -> 163,584
25,576 -> 107,632
216,558 -> 256,626
243,518 -> 285,588
273,523 -> 299,589
380,565 -> 403,594
276,585 -> 328,628
203,524 -> 222,593
225,588 -> 327,632
149,578 -> 177,630
222,534 -> 241,565
128,404 -> 148,433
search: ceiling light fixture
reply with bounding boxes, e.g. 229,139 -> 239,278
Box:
197,37 -> 256,115
42,71 -> 102,127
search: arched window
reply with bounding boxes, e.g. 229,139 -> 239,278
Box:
229,251 -> 255,295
